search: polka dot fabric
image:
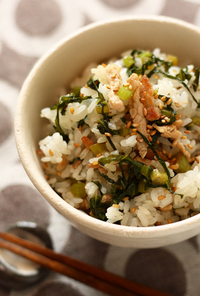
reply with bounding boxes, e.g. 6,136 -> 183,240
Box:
1,1 -> 200,295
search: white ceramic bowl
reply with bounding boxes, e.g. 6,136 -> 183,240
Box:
15,16 -> 200,248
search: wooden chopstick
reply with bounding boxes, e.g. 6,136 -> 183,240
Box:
0,231 -> 172,296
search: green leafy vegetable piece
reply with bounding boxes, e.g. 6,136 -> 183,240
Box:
193,68 -> 200,91
89,195 -> 111,221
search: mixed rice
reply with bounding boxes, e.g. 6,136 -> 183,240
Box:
37,48 -> 200,227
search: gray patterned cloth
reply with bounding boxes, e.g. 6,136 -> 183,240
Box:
1,0 -> 200,295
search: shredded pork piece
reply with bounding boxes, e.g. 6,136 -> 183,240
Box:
128,73 -> 148,158
173,119 -> 183,130
134,156 -> 152,166
154,123 -> 191,160
139,75 -> 161,121
154,124 -> 181,139
172,140 -> 191,160
105,64 -> 125,112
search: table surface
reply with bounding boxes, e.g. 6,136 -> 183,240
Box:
1,0 -> 200,295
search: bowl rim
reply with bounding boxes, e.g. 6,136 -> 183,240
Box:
15,15 -> 200,239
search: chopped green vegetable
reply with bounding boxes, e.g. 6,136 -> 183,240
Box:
186,116 -> 200,129
150,169 -> 169,186
141,165 -> 151,178
120,127 -> 129,137
173,152 -> 191,174
167,55 -> 178,66
123,55 -> 134,68
137,51 -> 152,63
70,182 -> 86,198
90,143 -> 107,156
117,85 -> 133,100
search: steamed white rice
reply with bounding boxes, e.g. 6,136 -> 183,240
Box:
37,48 -> 200,227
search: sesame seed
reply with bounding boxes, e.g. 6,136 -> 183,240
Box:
187,144 -> 193,149
126,121 -> 132,129
122,196 -> 129,201
174,102 -> 180,108
159,102 -> 163,109
143,107 -> 147,116
137,138 -> 144,143
102,63 -> 107,67
106,85 -> 111,89
176,114 -> 182,119
167,218 -> 172,224
162,148 -> 167,154
129,85 -> 133,90
148,135 -> 152,142
184,130 -> 191,134
181,136 -> 187,139
141,98 -> 146,102
105,132 -> 112,137
92,161 -> 99,166
74,143 -> 80,148
156,222 -> 162,226
196,157 -> 200,164
168,153 -> 172,159
147,124 -> 153,129
132,123 -> 140,127
130,207 -> 136,213
164,189 -> 168,194
70,107 -> 75,114
154,75 -> 159,79
158,195 -> 166,200
160,204 -> 172,211
161,119 -> 166,123
112,204 -> 120,208
161,96 -> 166,102
167,98 -> 172,105
43,163 -> 48,169
49,149 -> 54,156
150,130 -> 157,136
169,163 -> 179,170
57,171 -> 62,177
123,83 -> 130,87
